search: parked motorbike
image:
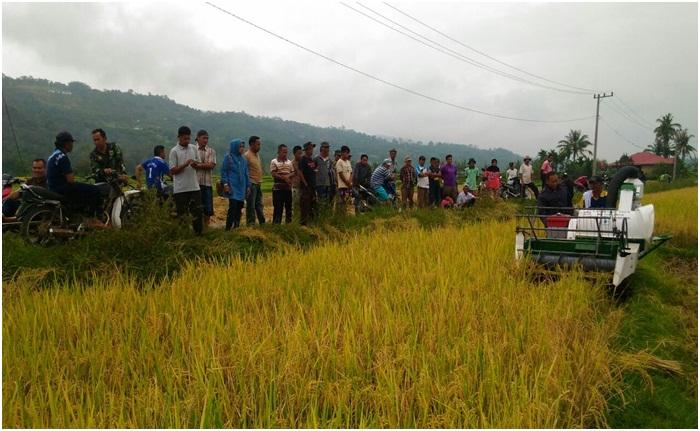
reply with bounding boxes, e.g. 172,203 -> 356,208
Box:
500,178 -> 522,200
18,174 -> 142,244
2,175 -> 24,233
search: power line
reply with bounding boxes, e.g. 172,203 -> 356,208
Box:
600,116 -> 645,150
205,2 -> 594,124
605,99 -> 653,131
344,2 -> 590,95
383,2 -> 601,94
616,98 -> 654,129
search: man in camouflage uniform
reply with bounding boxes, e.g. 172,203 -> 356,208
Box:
90,128 -> 127,184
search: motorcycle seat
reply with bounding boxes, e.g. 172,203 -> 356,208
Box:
26,186 -> 69,202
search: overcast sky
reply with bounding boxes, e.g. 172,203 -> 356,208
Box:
2,1 -> 697,160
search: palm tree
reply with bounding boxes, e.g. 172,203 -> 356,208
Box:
672,128 -> 696,180
651,113 -> 680,158
557,130 -> 592,164
536,149 -> 548,162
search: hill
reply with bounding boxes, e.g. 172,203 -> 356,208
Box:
2,75 -> 521,175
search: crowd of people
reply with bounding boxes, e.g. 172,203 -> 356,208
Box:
2,127 -> 612,234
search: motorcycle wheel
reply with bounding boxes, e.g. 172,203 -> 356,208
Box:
21,207 -> 58,245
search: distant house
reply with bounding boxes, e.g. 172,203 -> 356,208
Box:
615,151 -> 674,167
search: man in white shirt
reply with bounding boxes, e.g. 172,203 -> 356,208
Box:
518,155 -> 539,199
169,126 -> 203,234
415,155 -> 430,208
270,144 -> 295,224
456,185 -> 476,208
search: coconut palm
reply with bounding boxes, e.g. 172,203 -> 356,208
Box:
557,130 -> 592,164
648,113 -> 680,158
672,128 -> 696,180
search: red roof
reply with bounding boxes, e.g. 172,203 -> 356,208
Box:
629,151 -> 674,166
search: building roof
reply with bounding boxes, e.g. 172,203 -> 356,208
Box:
628,151 -> 674,166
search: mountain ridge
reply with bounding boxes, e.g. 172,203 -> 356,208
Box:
2,75 -> 522,175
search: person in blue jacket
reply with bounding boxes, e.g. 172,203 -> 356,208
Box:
220,138 -> 250,230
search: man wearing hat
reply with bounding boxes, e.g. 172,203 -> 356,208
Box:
47,131 -> 104,221
399,155 -> 417,209
578,175 -> 608,209
298,142 -> 318,225
518,156 -> 539,199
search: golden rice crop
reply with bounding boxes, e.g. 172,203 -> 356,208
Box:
3,218 -> 636,428
644,186 -> 698,247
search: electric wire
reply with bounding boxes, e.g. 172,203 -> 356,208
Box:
205,2 -> 595,124
383,2 -> 601,94
345,2 -> 591,95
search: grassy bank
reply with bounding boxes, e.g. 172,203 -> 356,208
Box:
2,193 -> 516,286
607,187 -> 698,428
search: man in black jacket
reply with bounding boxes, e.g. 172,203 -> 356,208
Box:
537,172 -> 570,216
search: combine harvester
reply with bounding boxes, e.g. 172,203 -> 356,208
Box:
515,167 -> 671,287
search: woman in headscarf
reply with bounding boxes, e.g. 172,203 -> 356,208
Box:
220,139 -> 250,230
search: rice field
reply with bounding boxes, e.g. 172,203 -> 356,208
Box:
644,186 -> 698,247
2,188 -> 696,428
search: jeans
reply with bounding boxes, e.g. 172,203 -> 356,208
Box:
428,182 -> 442,207
54,182 -> 103,217
417,187 -> 429,208
246,183 -> 265,225
316,185 -> 331,204
272,189 -> 292,224
200,185 -> 214,216
173,190 -> 203,234
226,199 -> 244,230
300,186 -> 316,225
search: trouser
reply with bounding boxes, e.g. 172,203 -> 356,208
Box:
300,187 -> 316,225
428,182 -> 442,207
173,190 -> 203,234
540,173 -> 549,189
336,187 -> 351,215
200,185 -> 214,216
316,185 -> 331,207
292,187 -> 300,220
402,186 -> 414,209
442,185 -> 457,200
272,189 -> 292,224
2,198 -> 20,218
225,199 -> 244,230
521,182 -> 539,198
54,182 -> 103,217
417,187 -> 429,208
246,183 -> 265,225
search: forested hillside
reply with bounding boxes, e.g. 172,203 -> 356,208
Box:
2,75 -> 521,175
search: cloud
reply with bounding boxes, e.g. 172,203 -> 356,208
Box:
2,1 -> 697,160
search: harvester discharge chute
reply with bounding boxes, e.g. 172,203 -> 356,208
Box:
515,167 -> 671,287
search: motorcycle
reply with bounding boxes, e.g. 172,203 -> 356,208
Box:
2,175 -> 24,233
500,177 -> 522,200
17,174 -> 142,244
353,183 -> 400,213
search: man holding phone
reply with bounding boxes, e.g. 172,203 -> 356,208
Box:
169,126 -> 203,235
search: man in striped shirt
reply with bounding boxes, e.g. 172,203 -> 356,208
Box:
195,130 -> 217,226
270,144 -> 295,224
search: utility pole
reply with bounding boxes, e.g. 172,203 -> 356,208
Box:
592,92 -> 614,176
